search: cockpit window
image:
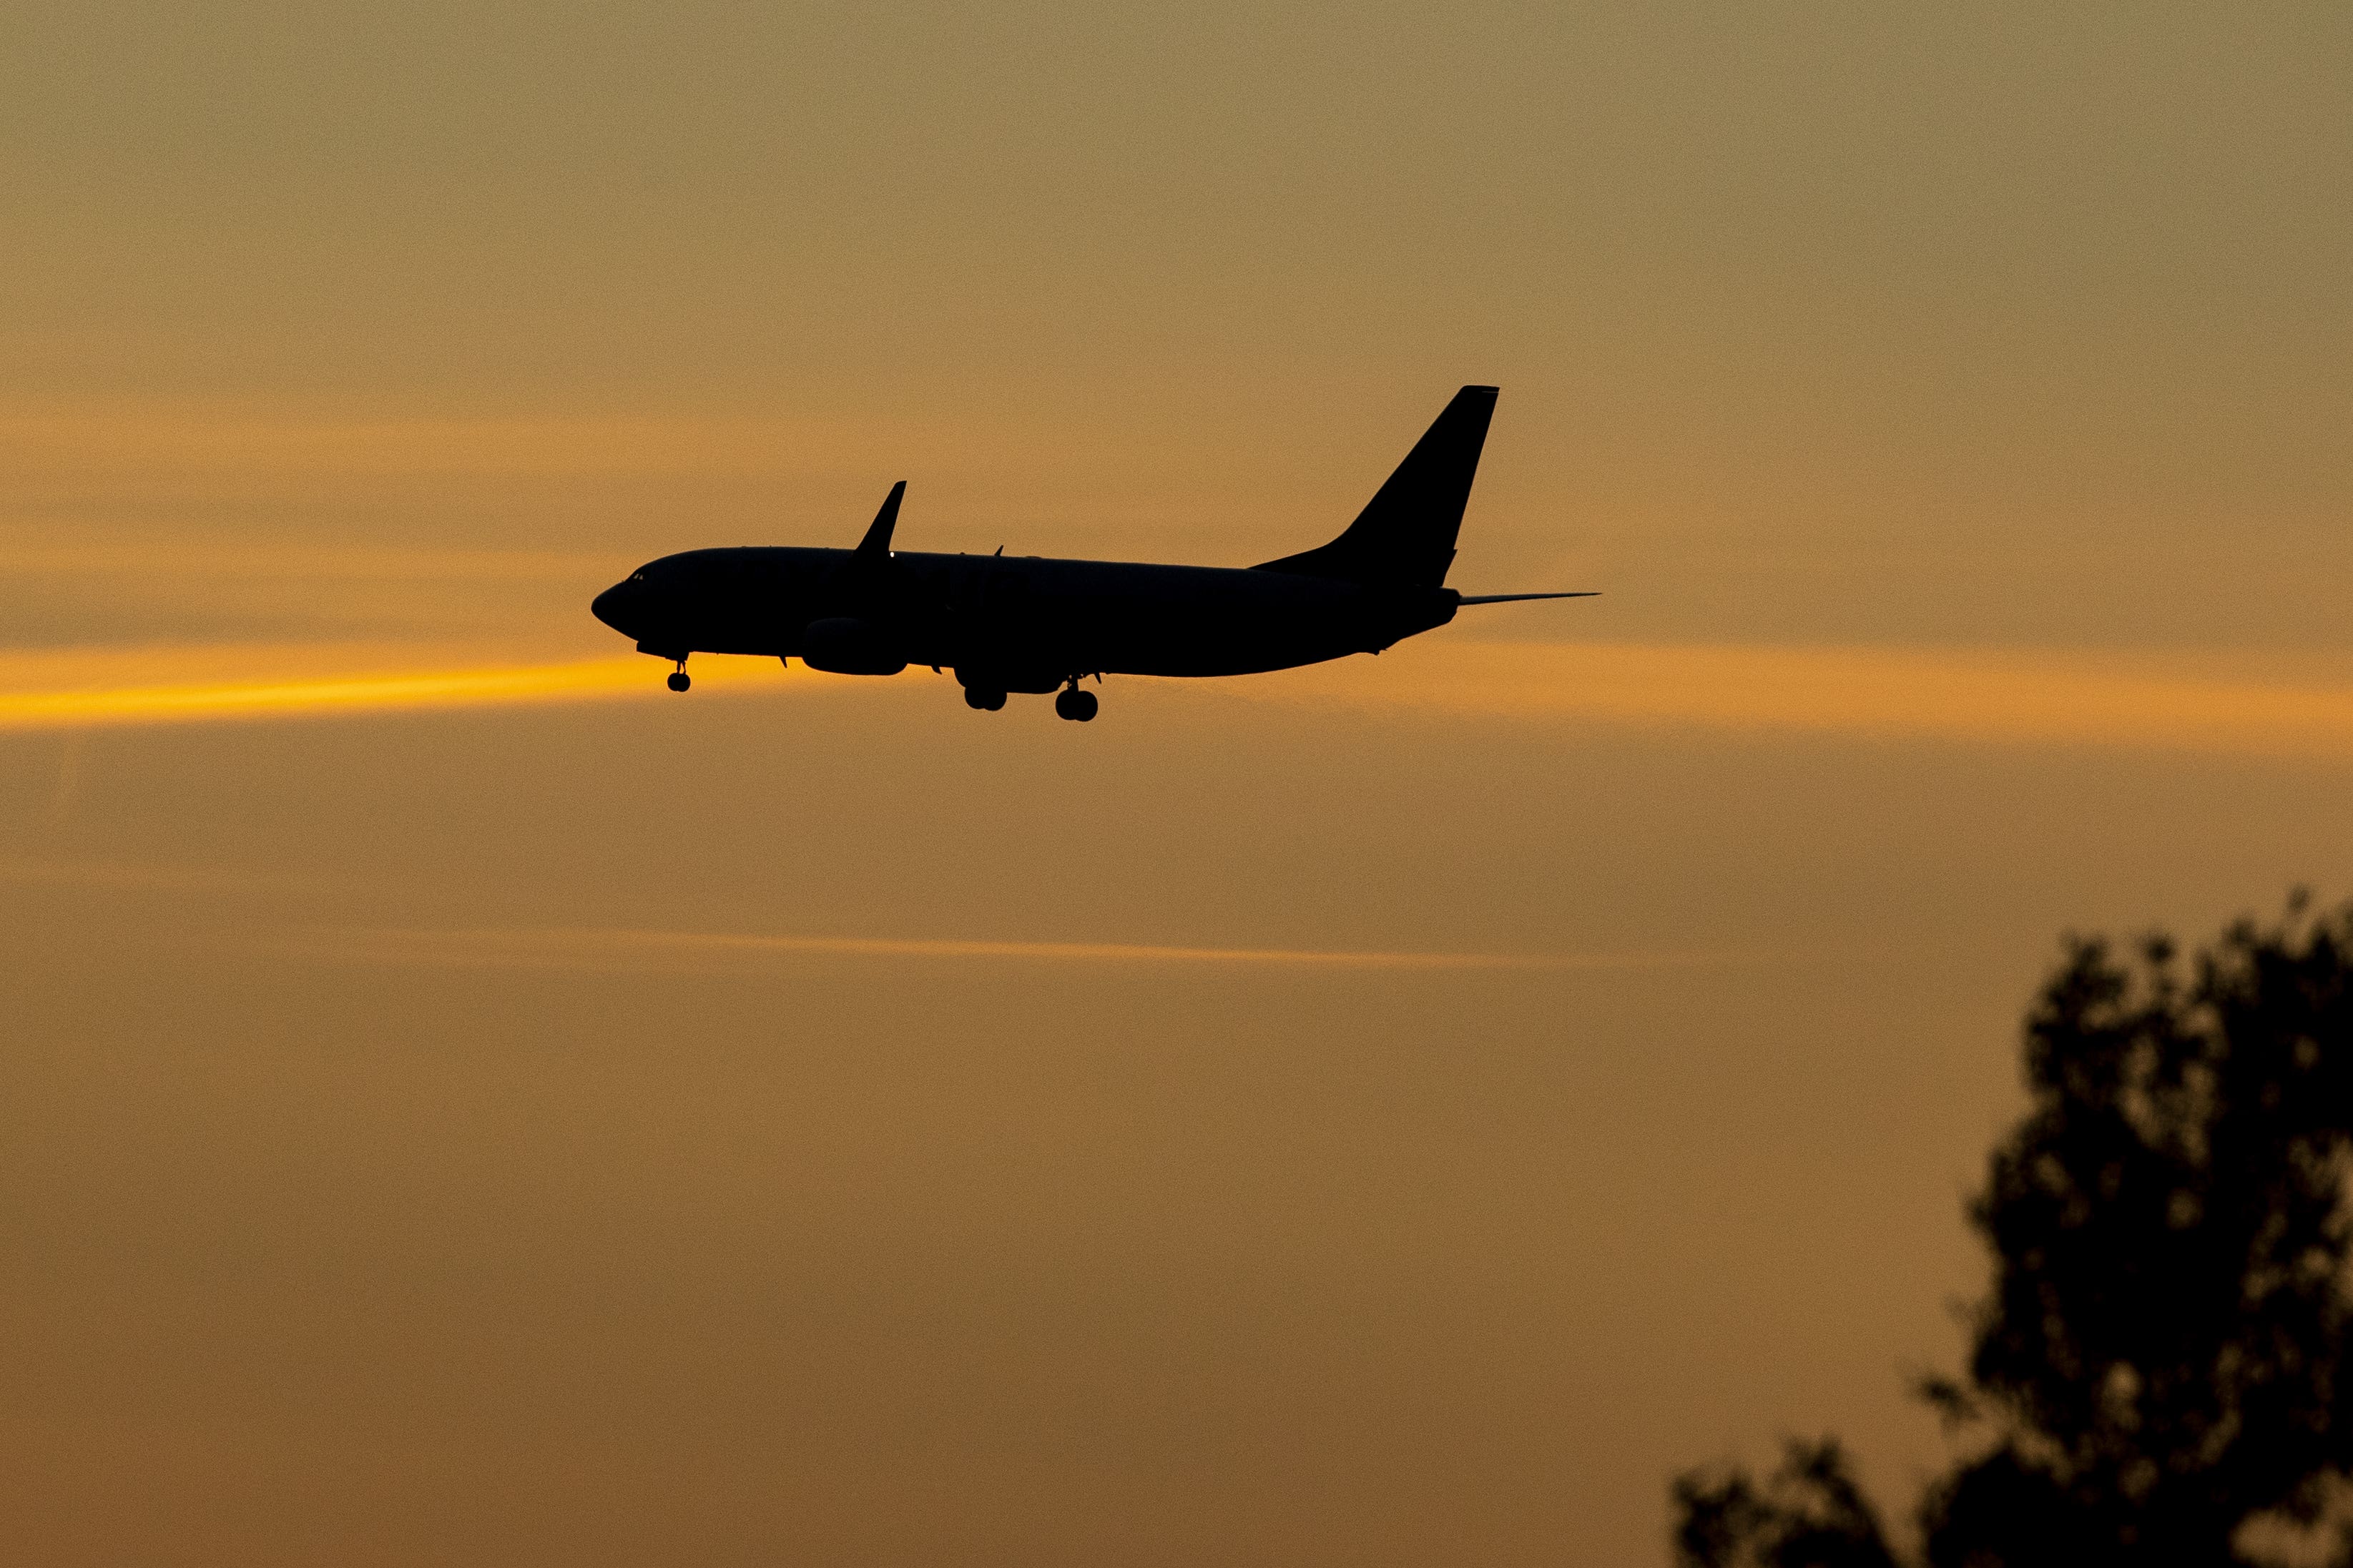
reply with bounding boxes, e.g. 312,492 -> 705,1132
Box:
629,570 -> 648,582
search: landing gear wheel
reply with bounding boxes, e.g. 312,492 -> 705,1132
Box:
964,686 -> 1007,711
667,671 -> 691,693
1053,686 -> 1098,722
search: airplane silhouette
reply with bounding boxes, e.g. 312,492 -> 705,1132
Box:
589,385 -> 1591,721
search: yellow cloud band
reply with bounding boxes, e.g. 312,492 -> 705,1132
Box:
1273,641 -> 2353,762
3,638 -> 2352,763
0,644 -> 792,731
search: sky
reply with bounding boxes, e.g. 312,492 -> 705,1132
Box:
1,4 -> 2349,1564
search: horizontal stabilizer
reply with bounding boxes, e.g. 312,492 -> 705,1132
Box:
1455,591 -> 1598,604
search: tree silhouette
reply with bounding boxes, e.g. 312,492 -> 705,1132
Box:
1674,897 -> 2353,1567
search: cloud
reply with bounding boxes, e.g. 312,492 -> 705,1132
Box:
0,642 -> 790,730
3,637 -> 2353,764
0,859 -> 1745,973
0,408 -> 911,482
290,923 -> 1734,975
1269,641 -> 2353,764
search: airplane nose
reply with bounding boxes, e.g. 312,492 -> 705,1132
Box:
591,582 -> 631,631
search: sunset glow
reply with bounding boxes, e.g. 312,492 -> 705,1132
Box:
10,638 -> 2353,764
6,5 -> 2344,1563
0,644 -> 793,730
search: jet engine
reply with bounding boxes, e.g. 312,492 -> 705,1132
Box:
799,617 -> 908,676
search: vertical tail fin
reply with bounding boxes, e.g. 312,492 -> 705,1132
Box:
1254,386 -> 1497,588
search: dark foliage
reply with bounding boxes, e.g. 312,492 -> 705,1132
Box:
1674,1439 -> 1900,1568
1672,899 -> 2353,1568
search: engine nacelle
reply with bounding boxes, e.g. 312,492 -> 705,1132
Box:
799,618 -> 908,676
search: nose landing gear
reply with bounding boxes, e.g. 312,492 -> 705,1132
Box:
1053,682 -> 1098,723
667,657 -> 691,693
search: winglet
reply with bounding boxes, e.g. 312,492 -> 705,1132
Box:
858,482 -> 907,557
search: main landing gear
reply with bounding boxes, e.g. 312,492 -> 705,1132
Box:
956,674 -> 1097,719
666,656 -> 690,693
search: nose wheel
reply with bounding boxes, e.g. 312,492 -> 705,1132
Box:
667,658 -> 690,693
1053,684 -> 1098,722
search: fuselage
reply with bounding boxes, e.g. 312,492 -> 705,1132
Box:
590,546 -> 1461,692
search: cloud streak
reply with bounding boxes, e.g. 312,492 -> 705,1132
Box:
0,408 -> 925,481
1273,641 -> 2353,764
5,638 -> 2353,764
0,861 -> 1735,973
296,923 -> 1727,975
0,643 -> 791,731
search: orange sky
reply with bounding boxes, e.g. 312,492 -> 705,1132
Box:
2,5 -> 2349,1564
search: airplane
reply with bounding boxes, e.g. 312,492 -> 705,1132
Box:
589,385 -> 1591,721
